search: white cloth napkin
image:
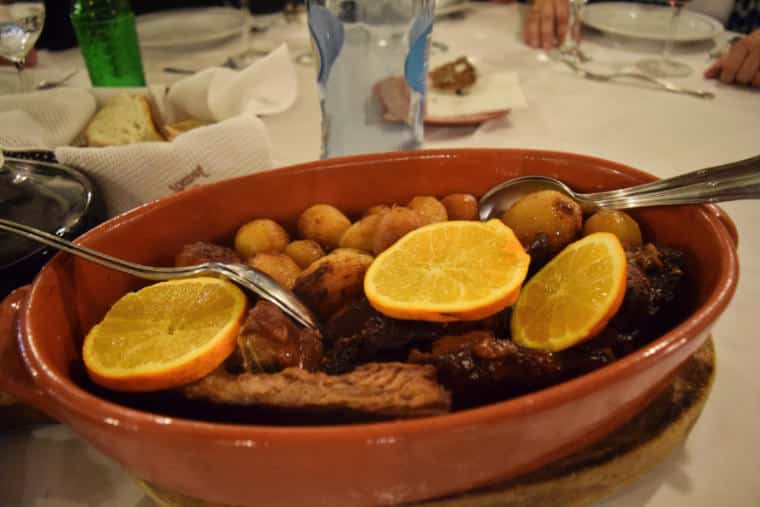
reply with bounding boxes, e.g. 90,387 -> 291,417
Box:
0,44 -> 297,216
0,88 -> 97,149
426,70 -> 528,119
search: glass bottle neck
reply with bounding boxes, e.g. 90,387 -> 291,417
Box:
71,0 -> 133,19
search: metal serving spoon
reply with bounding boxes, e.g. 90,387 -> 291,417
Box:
479,154 -> 760,220
0,218 -> 320,331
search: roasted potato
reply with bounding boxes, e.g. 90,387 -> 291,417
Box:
285,240 -> 325,269
408,196 -> 448,225
339,214 -> 382,252
293,248 -> 374,319
583,210 -> 643,249
234,218 -> 290,258
501,190 -> 582,253
441,193 -> 479,221
371,206 -> 422,255
248,253 -> 302,290
297,204 -> 352,250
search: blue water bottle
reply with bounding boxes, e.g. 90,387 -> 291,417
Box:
307,0 -> 435,158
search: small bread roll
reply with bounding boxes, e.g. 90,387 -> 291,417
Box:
85,94 -> 164,147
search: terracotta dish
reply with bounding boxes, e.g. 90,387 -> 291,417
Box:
0,149 -> 739,507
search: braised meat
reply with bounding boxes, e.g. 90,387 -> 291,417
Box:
183,362 -> 451,418
608,244 -> 687,339
410,332 -> 565,406
174,241 -> 242,267
322,299 -> 442,374
233,301 -> 322,373
408,243 -> 687,407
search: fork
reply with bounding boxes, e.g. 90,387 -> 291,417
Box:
562,59 -> 715,99
35,68 -> 81,90
0,217 -> 320,330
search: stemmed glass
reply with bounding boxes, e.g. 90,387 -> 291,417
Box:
232,0 -> 298,67
637,0 -> 692,77
0,0 -> 45,93
560,0 -> 590,63
234,0 -> 259,65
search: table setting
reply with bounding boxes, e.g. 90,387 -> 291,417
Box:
1,1 -> 759,507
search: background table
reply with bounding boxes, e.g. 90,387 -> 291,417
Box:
2,3 -> 759,506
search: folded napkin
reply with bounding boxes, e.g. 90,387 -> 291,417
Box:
0,88 -> 96,150
1,44 -> 297,216
426,70 -> 527,119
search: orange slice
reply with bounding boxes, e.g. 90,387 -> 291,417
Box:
364,219 -> 530,322
511,232 -> 627,352
83,277 -> 248,392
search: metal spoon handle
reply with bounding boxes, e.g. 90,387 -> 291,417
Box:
585,154 -> 760,209
0,218 -> 321,330
0,218 -> 203,281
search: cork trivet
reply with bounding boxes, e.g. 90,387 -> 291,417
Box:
138,338 -> 716,507
0,392 -> 53,430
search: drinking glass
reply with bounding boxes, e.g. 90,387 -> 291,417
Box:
0,0 -> 45,93
233,0 -> 291,67
560,0 -> 589,63
637,0 -> 692,77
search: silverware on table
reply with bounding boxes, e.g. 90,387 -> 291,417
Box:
34,68 -> 81,90
478,154 -> 760,219
562,59 -> 715,99
0,173 -> 320,331
163,57 -> 244,75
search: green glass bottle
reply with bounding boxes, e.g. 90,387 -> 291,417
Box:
70,0 -> 146,87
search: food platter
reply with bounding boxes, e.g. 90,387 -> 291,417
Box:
0,149 -> 738,507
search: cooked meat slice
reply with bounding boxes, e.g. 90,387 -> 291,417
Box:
175,241 -> 242,267
610,243 -> 687,334
410,331 -> 565,406
236,301 -> 322,373
322,299 -> 442,374
183,362 -> 451,418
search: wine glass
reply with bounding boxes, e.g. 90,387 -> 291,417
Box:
637,0 -> 692,78
232,0 -> 294,67
0,0 -> 45,93
560,0 -> 590,63
235,0 -> 259,65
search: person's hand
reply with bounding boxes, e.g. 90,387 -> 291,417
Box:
524,0 -> 569,50
704,29 -> 760,87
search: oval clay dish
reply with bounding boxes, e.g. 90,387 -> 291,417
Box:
0,149 -> 738,507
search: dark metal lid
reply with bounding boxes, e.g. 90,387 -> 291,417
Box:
0,157 -> 104,298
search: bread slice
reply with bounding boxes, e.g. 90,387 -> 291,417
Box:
85,94 -> 164,147
162,118 -> 211,141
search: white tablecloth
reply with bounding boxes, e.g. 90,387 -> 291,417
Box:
2,3 -> 759,506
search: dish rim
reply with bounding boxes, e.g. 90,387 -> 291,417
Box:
582,2 -> 724,43
136,7 -> 245,49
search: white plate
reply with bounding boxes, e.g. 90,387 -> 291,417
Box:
137,7 -> 244,49
582,2 -> 724,43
